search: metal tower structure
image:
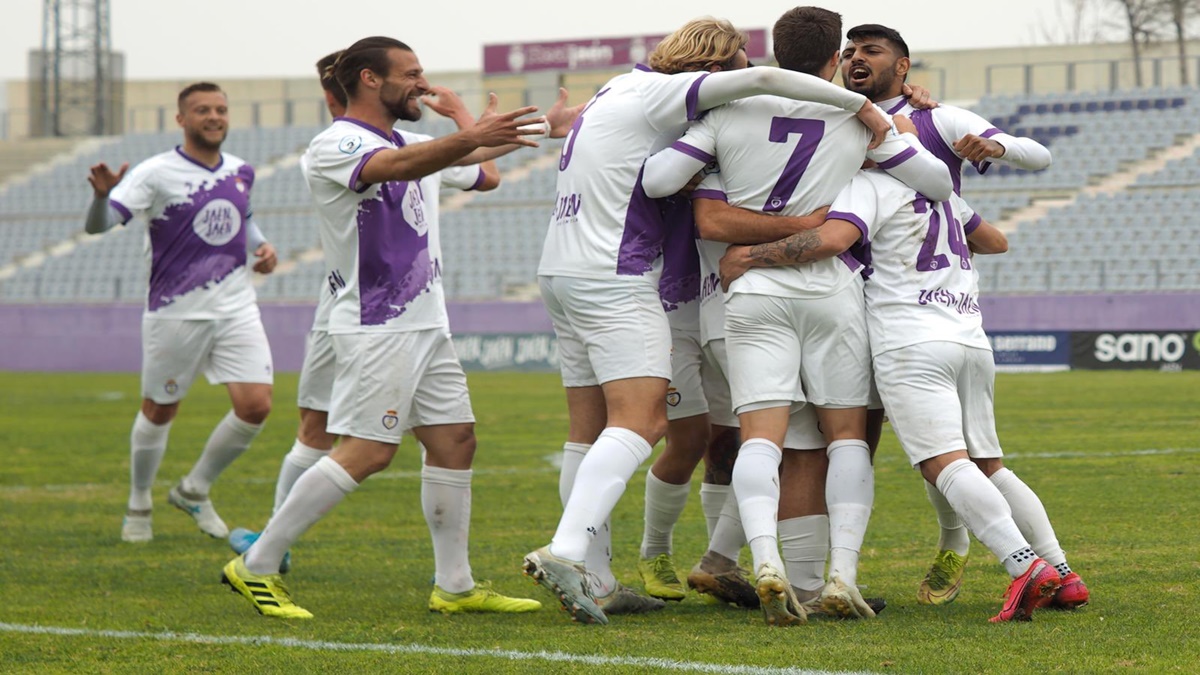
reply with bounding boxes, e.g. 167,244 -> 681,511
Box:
32,0 -> 123,137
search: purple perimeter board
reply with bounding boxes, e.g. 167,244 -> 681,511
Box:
0,294 -> 1198,372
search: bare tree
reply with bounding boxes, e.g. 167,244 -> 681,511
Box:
1109,0 -> 1162,86
1040,0 -> 1110,43
1157,0 -> 1200,84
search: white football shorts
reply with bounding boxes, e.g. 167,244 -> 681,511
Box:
296,329 -> 336,412
538,275 -> 672,387
326,329 -> 474,444
667,328 -> 708,421
724,283 -> 871,412
698,339 -> 737,428
873,341 -> 1003,467
141,310 -> 273,404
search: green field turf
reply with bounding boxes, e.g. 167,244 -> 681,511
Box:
1,370 -> 1198,674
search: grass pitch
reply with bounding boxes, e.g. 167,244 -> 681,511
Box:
1,370 -> 1198,673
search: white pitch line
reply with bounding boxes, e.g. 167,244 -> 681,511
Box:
0,623 -> 873,675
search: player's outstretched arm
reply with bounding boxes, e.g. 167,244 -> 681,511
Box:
642,145 -> 709,199
943,106 -> 1052,171
693,196 -> 828,244
84,162 -> 129,234
422,87 -> 504,188
868,114 -> 953,201
358,94 -> 543,184
696,68 -> 888,147
718,218 -> 862,290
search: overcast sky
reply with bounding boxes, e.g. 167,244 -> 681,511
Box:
0,0 -> 1097,83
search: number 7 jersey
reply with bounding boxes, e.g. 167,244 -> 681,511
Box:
827,169 -> 988,355
674,96 -> 928,299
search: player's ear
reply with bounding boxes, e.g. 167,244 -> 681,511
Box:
895,56 -> 911,79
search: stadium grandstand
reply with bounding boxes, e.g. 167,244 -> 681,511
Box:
4,84 -> 1200,303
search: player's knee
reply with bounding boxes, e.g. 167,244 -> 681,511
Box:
971,457 -> 1004,476
141,400 -> 178,425
235,396 -> 272,425
297,409 -> 334,448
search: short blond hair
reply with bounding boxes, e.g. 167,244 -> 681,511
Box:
648,17 -> 748,74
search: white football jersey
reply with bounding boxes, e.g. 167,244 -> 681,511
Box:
671,97 -> 930,299
302,118 -> 483,334
537,66 -> 711,283
827,169 -> 989,354
658,194 -> 701,332
691,173 -> 729,346
882,96 -> 1007,195
109,148 -> 258,319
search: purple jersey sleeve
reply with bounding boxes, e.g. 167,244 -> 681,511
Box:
108,161 -> 157,224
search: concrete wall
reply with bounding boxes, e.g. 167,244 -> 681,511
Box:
1,294 -> 1197,372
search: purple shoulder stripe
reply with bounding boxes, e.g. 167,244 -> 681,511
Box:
963,212 -> 983,235
826,210 -> 870,244
685,73 -> 711,122
349,147 -> 387,194
468,166 -> 486,191
875,145 -> 917,170
109,199 -> 133,223
671,140 -> 715,164
981,128 -> 1003,139
690,189 -> 727,202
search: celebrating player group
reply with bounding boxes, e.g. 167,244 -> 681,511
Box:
85,5 -> 1089,627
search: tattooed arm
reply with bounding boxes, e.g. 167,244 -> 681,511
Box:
718,219 -> 862,291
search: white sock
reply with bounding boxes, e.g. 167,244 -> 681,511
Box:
934,459 -> 1030,576
273,439 -> 329,514
128,411 -> 171,512
925,481 -> 970,555
826,439 -> 872,588
779,515 -> 828,595
708,488 -> 746,561
699,483 -> 729,539
990,468 -> 1068,569
558,442 -> 590,507
182,410 -> 262,496
732,438 -> 783,571
557,442 -> 616,595
640,469 -> 690,558
586,518 -> 617,597
550,428 -> 652,562
423,466 -> 474,594
245,456 -> 357,575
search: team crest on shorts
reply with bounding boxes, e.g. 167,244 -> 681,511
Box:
381,410 -> 399,430
164,379 -> 178,395
665,388 -> 681,407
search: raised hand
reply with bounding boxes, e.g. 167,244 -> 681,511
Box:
468,93 -> 544,148
855,101 -> 891,150
545,87 -> 585,139
902,83 -> 939,110
953,134 -> 1005,162
421,86 -> 474,128
252,242 -> 277,274
88,162 -> 128,198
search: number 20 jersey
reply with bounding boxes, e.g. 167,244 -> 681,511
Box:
828,169 -> 988,355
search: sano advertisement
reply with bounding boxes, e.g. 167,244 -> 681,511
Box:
1071,331 -> 1200,371
989,332 -> 1071,372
